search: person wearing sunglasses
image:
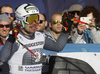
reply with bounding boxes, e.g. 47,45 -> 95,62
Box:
72,6 -> 100,43
44,12 -> 63,40
0,4 -> 15,24
64,4 -> 83,43
0,14 -> 10,45
68,4 -> 83,31
0,14 -> 10,74
0,3 -> 69,74
36,13 -> 47,31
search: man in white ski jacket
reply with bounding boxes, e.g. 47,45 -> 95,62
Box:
0,3 -> 69,74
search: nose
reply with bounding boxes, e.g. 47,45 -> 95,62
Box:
7,14 -> 10,18
57,22 -> 61,25
31,21 -> 38,26
74,13 -> 79,17
32,21 -> 36,24
3,26 -> 7,30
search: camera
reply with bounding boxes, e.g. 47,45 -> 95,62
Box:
80,17 -> 92,28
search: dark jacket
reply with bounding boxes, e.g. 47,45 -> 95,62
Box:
0,36 -> 9,74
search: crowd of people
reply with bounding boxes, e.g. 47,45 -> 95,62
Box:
0,3 -> 99,74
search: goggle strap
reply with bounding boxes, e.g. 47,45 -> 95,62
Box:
22,21 -> 25,28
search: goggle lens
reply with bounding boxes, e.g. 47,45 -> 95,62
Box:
52,20 -> 62,24
26,14 -> 39,24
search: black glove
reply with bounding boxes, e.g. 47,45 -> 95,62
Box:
8,23 -> 20,43
62,12 -> 73,32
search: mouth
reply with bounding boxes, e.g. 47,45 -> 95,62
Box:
2,31 -> 8,35
57,27 -> 61,29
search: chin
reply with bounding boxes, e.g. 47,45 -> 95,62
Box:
56,31 -> 62,34
2,35 -> 7,38
73,21 -> 78,24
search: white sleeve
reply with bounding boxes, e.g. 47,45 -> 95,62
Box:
89,28 -> 100,43
72,30 -> 86,43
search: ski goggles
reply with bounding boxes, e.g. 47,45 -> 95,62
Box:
52,20 -> 63,24
4,12 -> 15,17
24,14 -> 39,24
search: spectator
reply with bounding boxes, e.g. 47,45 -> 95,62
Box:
68,4 -> 83,36
36,13 -> 47,31
0,14 -> 10,74
0,4 -> 16,31
72,5 -> 100,43
0,3 -> 69,74
63,4 -> 83,43
44,12 -> 63,40
0,4 -> 15,24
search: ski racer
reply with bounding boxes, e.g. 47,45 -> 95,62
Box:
0,3 -> 69,74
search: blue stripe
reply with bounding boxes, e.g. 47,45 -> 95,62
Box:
43,44 -> 100,53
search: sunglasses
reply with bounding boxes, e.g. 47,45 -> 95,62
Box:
4,12 -> 15,17
39,20 -> 45,24
52,20 -> 62,24
0,24 -> 10,28
25,14 -> 39,24
69,11 -> 80,15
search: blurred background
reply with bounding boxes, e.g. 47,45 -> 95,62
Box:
0,0 -> 100,23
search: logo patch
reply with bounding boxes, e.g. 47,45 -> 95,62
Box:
18,66 -> 23,71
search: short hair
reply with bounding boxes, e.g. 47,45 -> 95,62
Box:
80,6 -> 100,24
40,13 -> 47,21
0,4 -> 14,14
50,12 -> 62,22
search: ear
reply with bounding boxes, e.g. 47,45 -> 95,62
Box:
44,21 -> 48,27
49,22 -> 52,28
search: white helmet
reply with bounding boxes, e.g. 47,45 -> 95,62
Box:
15,3 -> 39,28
